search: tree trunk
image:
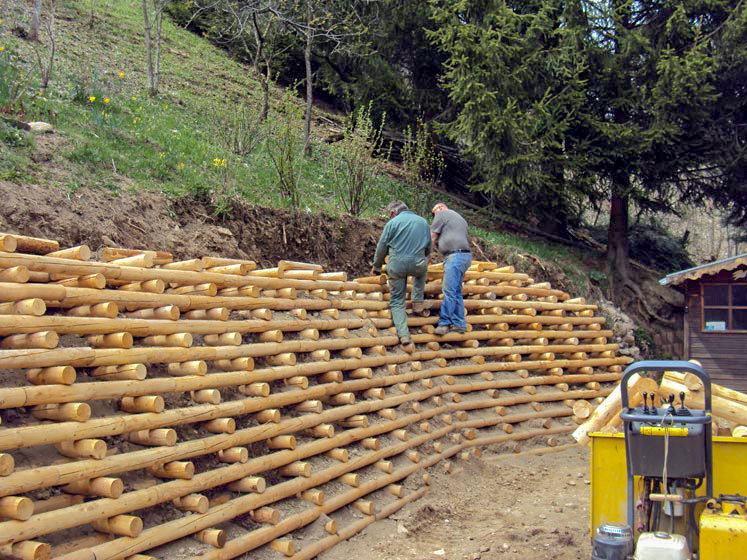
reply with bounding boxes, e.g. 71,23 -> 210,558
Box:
607,175 -> 630,304
303,0 -> 313,156
31,0 -> 43,41
142,0 -> 155,96
89,0 -> 95,28
153,5 -> 163,96
262,60 -> 270,121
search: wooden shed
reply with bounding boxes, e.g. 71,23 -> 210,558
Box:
661,254 -> 747,392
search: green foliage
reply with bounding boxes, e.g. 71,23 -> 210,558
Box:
265,95 -> 304,208
429,0 -> 747,296
402,118 -> 444,215
213,103 -> 264,157
0,120 -> 30,148
0,45 -> 35,111
634,327 -> 656,356
588,221 -> 694,273
332,102 -> 387,216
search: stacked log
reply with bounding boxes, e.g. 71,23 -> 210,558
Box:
572,367 -> 747,441
0,232 -> 626,559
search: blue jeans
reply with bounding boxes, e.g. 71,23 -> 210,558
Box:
438,252 -> 471,329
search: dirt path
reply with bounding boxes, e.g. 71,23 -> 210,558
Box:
321,446 -> 591,560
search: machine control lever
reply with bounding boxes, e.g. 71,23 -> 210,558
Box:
667,393 -> 676,415
642,392 -> 649,414
676,391 -> 691,416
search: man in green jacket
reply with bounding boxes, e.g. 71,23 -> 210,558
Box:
371,201 -> 431,348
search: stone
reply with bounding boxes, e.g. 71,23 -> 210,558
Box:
480,546 -> 490,552
27,121 -> 53,133
432,549 -> 446,556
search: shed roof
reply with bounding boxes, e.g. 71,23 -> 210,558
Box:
660,253 -> 747,287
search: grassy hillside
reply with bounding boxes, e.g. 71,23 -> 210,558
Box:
0,0 -> 408,212
0,0 -> 613,298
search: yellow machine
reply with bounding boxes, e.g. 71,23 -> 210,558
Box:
699,496 -> 747,560
589,361 -> 747,560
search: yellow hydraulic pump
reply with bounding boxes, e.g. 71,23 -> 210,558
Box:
699,495 -> 747,560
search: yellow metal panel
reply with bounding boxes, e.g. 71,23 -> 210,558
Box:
699,504 -> 747,560
589,434 -> 747,538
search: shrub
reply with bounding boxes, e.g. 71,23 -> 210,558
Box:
332,102 -> 387,216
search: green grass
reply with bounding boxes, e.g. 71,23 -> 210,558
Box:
0,1 -> 405,215
0,1 -> 609,292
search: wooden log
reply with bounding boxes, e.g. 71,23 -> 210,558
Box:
90,364 -> 146,380
0,235 -> 18,253
1,332 -> 58,350
0,267 -> 29,283
149,461 -> 195,480
141,333 -> 192,347
65,303 -> 118,318
270,540 -> 295,557
0,454 -> 13,477
32,403 -> 90,422
325,448 -> 348,462
126,306 -> 180,320
26,366 -> 76,385
572,400 -> 593,420
88,332 -> 133,349
218,447 -> 249,464
168,361 -> 207,376
0,298 -> 46,316
63,478 -> 123,499
173,494 -> 209,514
0,540 -> 50,560
0,497 -> 33,521
659,377 -> 747,426
250,508 -> 280,525
227,477 -> 266,493
124,429 -> 177,447
665,371 -> 747,406
120,396 -> 164,413
196,529 -> 226,549
91,515 -> 142,538
280,462 -> 312,477
203,418 -> 235,434
55,439 -> 107,460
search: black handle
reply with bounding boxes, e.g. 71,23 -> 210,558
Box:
620,360 -> 712,413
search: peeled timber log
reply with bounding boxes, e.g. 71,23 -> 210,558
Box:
0,235 -> 627,560
659,377 -> 747,426
573,374 -> 653,445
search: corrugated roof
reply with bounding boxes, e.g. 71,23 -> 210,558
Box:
660,253 -> 747,287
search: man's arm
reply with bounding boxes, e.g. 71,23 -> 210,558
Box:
372,223 -> 391,272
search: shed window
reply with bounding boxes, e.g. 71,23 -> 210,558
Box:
702,284 -> 747,332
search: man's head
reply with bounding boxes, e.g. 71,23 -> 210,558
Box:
386,200 -> 409,218
432,202 -> 448,216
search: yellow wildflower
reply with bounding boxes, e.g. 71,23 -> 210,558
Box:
89,96 -> 96,102
119,72 -> 124,78
131,96 -> 137,101
104,98 -> 110,104
0,46 -> 5,52
178,162 -> 185,170
221,159 -> 226,167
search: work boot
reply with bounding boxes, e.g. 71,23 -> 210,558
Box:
434,325 -> 450,336
399,336 -> 414,353
450,326 -> 467,334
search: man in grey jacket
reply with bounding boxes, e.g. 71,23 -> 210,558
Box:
430,202 -> 471,335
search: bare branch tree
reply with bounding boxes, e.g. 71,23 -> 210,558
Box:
32,0 -> 56,95
30,0 -> 43,41
142,0 -> 169,97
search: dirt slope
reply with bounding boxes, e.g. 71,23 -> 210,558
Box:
321,446 -> 591,560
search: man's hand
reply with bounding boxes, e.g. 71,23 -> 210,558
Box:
371,267 -> 379,276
